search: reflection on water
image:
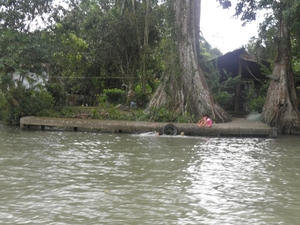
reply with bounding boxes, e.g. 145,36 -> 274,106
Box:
1,124 -> 300,224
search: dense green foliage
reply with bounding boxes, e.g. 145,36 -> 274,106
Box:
103,88 -> 125,104
0,86 -> 54,125
1,0 -> 300,125
0,0 -> 222,124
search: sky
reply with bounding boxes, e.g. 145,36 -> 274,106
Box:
201,0 -> 264,54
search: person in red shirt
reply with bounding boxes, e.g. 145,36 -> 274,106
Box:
205,116 -> 212,127
197,115 -> 212,127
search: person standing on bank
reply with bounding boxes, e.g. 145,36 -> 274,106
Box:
197,115 -> 212,128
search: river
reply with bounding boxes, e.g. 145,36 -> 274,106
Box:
1,124 -> 300,225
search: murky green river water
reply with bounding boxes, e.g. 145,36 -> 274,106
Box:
1,124 -> 300,225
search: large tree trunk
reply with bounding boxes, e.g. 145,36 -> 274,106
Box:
145,0 -> 230,122
261,13 -> 300,134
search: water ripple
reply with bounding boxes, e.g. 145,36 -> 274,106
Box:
1,128 -> 300,224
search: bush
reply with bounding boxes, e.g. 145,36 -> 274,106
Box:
147,106 -> 195,123
213,90 -> 234,110
249,95 -> 265,113
0,86 -> 54,125
45,83 -> 67,108
134,84 -> 152,107
147,107 -> 177,122
103,88 -> 125,105
97,94 -> 107,107
59,106 -> 76,117
244,82 -> 268,113
129,109 -> 148,121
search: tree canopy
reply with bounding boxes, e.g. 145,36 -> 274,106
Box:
1,0 -> 300,133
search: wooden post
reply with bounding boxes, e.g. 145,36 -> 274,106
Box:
234,58 -> 242,112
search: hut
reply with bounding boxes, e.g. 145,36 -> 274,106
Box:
211,48 -> 270,112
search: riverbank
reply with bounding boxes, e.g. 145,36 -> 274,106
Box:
20,116 -> 277,138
